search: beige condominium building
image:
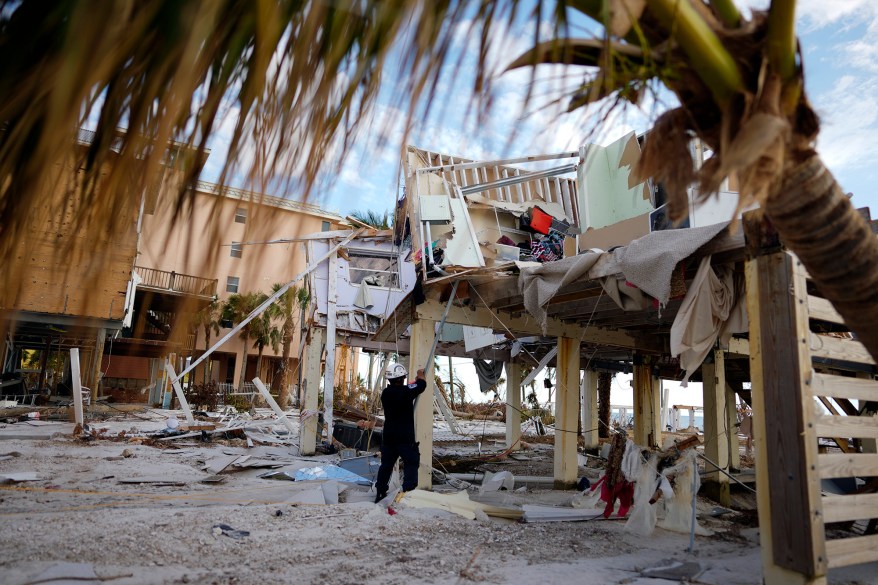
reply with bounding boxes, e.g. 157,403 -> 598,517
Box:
106,180 -> 348,404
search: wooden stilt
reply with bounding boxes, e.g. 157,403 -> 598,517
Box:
409,319 -> 436,489
581,369 -> 599,448
702,349 -> 731,506
633,356 -> 660,447
299,328 -> 325,456
554,337 -> 580,488
505,362 -> 522,450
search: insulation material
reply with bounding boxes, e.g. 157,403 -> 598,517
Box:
657,450 -> 712,536
353,281 -> 373,309
625,453 -> 659,536
614,221 -> 729,306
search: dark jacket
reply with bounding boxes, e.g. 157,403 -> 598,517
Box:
380,378 -> 427,444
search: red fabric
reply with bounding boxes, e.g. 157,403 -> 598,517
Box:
529,207 -> 553,235
591,474 -> 635,518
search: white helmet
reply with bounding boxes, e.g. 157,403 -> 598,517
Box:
385,362 -> 407,380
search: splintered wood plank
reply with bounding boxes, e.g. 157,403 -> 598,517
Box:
810,333 -> 875,366
819,453 -> 878,479
808,296 -> 844,325
812,373 -> 878,401
826,534 -> 878,568
815,414 -> 878,439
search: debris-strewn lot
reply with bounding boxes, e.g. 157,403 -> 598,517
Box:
0,413 -> 875,585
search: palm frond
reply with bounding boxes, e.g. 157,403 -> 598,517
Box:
0,0 -> 489,272
348,209 -> 392,229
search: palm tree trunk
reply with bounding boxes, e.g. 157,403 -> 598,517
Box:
765,154 -> 878,362
238,335 -> 249,390
202,327 -> 211,385
598,372 -> 612,439
256,346 -> 264,383
278,319 -> 294,407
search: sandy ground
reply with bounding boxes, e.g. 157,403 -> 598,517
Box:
0,412 -> 876,585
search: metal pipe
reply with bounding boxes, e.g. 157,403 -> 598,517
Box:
418,152 -> 578,174
459,163 -> 577,197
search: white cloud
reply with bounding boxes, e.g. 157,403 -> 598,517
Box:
813,75 -> 878,172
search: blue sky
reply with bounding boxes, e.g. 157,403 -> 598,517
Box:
199,1 -> 878,222
197,2 -> 878,408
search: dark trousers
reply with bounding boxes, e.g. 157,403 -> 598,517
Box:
375,441 -> 420,494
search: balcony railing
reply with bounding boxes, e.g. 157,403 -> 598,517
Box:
135,266 -> 218,298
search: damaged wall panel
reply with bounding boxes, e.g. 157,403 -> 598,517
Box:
578,132 -> 653,231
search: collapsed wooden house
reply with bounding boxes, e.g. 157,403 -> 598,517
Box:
354,139 -> 878,584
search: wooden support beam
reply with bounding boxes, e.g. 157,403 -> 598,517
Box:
161,353 -> 176,409
745,248 -> 827,582
70,348 -> 84,428
323,252 -> 339,442
702,349 -> 731,506
414,299 -> 663,353
409,319 -> 436,489
299,328 -> 325,456
727,382 -> 741,470
90,328 -> 106,401
253,378 -> 297,438
505,362 -> 522,450
582,369 -> 599,448
554,337 -> 580,488
632,356 -> 661,448
165,362 -> 195,426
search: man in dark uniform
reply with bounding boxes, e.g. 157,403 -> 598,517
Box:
374,362 -> 426,503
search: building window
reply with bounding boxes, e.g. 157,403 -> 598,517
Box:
230,242 -> 243,258
235,207 -> 247,224
226,276 -> 240,293
348,252 -> 400,288
321,220 -> 331,232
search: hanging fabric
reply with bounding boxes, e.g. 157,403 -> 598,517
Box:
472,359 -> 504,393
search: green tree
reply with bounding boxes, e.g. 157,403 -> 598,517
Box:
250,311 -> 281,386
222,291 -> 267,390
2,2 -> 877,362
349,209 -> 392,230
191,301 -> 222,384
268,283 -> 310,407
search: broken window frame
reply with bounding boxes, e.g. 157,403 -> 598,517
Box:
347,250 -> 401,289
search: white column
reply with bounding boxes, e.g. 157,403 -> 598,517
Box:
553,337 -> 580,488
299,328 -> 325,455
410,319 -> 436,489
581,370 -> 599,448
505,362 -> 522,450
